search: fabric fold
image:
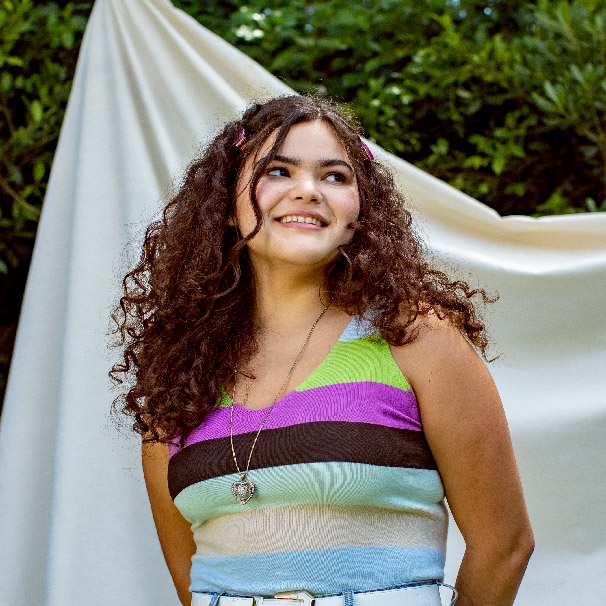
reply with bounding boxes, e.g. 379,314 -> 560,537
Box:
0,0 -> 604,604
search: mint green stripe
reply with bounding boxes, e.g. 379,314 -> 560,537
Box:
175,462 -> 445,526
296,336 -> 411,391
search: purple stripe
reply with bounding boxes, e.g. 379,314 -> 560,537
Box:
170,382 -> 421,455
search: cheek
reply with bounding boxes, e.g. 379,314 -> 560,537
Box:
343,193 -> 361,223
342,196 -> 361,244
253,179 -> 278,210
339,200 -> 360,244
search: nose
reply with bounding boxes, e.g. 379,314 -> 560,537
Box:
290,175 -> 321,203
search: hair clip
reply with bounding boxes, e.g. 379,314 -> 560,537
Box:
360,140 -> 374,162
232,127 -> 247,150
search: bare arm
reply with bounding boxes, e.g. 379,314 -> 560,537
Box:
142,441 -> 196,606
393,318 -> 534,606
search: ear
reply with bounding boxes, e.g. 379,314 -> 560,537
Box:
227,215 -> 236,227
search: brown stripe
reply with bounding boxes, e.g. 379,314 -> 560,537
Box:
168,421 -> 436,500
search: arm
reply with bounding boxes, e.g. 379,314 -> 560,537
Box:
392,318 -> 534,606
142,441 -> 196,606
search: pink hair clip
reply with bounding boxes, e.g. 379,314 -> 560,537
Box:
232,127 -> 247,150
360,140 -> 374,162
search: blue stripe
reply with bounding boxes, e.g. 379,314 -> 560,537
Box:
190,546 -> 445,594
339,316 -> 375,342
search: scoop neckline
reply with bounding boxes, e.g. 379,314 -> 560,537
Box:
225,315 -> 356,412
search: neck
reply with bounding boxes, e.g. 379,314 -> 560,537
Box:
251,264 -> 329,333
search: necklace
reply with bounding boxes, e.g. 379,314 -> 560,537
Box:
229,303 -> 330,505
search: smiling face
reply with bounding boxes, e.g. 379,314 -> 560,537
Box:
233,120 -> 361,273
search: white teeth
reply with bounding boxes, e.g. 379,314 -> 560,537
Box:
279,215 -> 322,226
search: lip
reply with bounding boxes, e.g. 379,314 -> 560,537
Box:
274,210 -> 329,227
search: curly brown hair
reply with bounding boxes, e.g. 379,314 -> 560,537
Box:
110,95 -> 494,444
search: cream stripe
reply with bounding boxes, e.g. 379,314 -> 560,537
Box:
193,504 -> 447,557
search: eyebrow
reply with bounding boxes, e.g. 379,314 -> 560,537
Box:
272,154 -> 354,172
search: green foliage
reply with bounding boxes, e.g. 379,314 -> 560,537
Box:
0,1 -> 92,293
0,1 -> 92,402
1,0 -> 605,402
179,0 -> 606,217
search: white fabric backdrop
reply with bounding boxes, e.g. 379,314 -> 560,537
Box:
1,0 -> 605,604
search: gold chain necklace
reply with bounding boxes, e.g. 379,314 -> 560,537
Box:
230,304 -> 330,504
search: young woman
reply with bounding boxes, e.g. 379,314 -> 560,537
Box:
111,96 -> 534,606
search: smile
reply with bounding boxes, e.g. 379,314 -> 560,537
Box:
278,215 -> 326,227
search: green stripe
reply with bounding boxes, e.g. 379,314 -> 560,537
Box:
296,336 -> 411,391
217,335 -> 410,408
175,461 -> 445,526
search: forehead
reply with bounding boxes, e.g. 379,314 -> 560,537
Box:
258,120 -> 349,160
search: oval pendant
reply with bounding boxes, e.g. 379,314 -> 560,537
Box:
232,479 -> 255,504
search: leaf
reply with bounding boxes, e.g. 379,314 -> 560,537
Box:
5,56 -> 24,67
535,189 -> 577,216
0,71 -> 13,92
492,155 -> 506,175
477,182 -> 490,195
569,63 -> 586,84
432,137 -> 449,155
466,99 -> 482,115
505,183 -> 527,196
585,197 -> 606,212
531,94 -> 555,113
62,30 -> 75,50
33,160 -> 45,183
556,1 -> 572,27
543,81 -> 561,104
463,155 -> 488,169
30,99 -> 43,122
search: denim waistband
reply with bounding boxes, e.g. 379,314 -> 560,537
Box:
192,581 -> 457,606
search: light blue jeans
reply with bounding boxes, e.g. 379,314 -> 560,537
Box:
192,581 -> 457,606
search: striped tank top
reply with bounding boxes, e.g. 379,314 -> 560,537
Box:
168,317 -> 448,595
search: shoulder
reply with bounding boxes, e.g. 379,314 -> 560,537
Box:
391,312 -> 494,411
392,312 -> 477,369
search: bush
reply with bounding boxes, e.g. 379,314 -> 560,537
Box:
184,0 -> 606,217
1,0 -> 604,402
0,0 -> 91,299
0,0 -> 92,401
